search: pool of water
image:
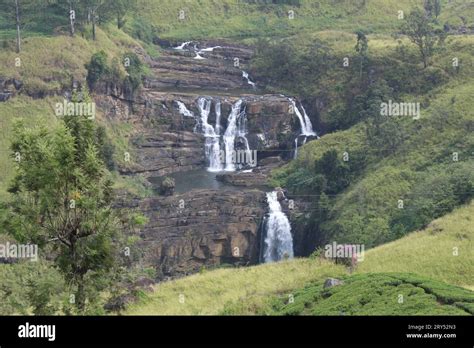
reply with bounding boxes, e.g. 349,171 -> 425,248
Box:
149,169 -> 242,194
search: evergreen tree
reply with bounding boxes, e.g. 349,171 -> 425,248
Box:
6,88 -> 122,312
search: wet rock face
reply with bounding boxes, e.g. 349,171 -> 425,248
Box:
99,40 -> 303,177
0,78 -> 22,102
132,189 -> 267,279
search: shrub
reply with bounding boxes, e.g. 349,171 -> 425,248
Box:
85,51 -> 110,90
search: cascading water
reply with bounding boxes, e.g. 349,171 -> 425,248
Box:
174,41 -> 192,50
294,137 -> 299,159
290,98 -> 318,159
176,101 -> 194,118
263,191 -> 294,263
193,98 -> 250,172
200,46 -> 221,52
215,100 -> 222,135
223,100 -> 244,171
236,104 -> 250,152
196,98 -> 223,172
242,71 -> 256,88
290,98 -> 316,136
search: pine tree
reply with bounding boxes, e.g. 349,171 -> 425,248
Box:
7,87 -> 121,312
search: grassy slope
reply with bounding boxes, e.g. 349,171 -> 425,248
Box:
135,0 -> 474,41
0,24 -> 139,95
0,25 -> 152,200
125,200 -> 473,315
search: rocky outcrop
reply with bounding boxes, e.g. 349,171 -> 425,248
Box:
120,189 -> 267,279
145,42 -> 253,92
130,131 -> 206,176
216,156 -> 284,187
0,78 -> 23,102
323,278 -> 344,288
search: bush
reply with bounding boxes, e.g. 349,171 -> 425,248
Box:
390,163 -> 474,236
160,177 -> 175,196
123,52 -> 147,96
85,51 -> 110,90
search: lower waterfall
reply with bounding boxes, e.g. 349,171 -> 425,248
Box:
263,191 -> 294,263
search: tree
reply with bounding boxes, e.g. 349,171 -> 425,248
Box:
6,88 -> 122,312
83,0 -> 113,40
85,50 -> 110,89
433,0 -> 441,19
67,0 -> 80,36
0,0 -> 51,52
106,0 -> 137,29
354,30 -> 368,79
424,0 -> 441,19
15,0 -> 21,52
362,80 -> 404,156
423,0 -> 433,17
400,8 -> 445,68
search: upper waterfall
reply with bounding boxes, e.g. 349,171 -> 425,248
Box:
290,98 -> 316,136
223,100 -> 244,172
196,97 -> 223,172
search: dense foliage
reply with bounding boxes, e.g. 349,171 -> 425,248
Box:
268,273 -> 474,315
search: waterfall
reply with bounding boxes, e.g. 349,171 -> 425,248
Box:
289,98 -> 316,136
242,71 -> 256,88
200,46 -> 221,52
196,98 -> 223,172
263,191 -> 294,263
197,46 -> 221,59
290,98 -> 319,159
174,41 -> 192,50
294,137 -> 298,159
236,104 -> 250,151
194,52 -> 206,60
193,98 -> 250,172
223,100 -> 244,171
215,100 -> 222,135
176,101 -> 194,118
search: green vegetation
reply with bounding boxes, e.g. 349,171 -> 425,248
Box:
86,51 -> 110,89
400,7 -> 446,68
85,49 -> 147,96
4,87 -> 124,312
268,29 -> 474,250
266,273 -> 474,315
130,0 -> 474,41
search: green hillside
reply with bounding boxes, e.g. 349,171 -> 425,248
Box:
132,0 -> 474,40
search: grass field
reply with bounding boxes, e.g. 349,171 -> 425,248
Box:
133,0 -> 474,41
